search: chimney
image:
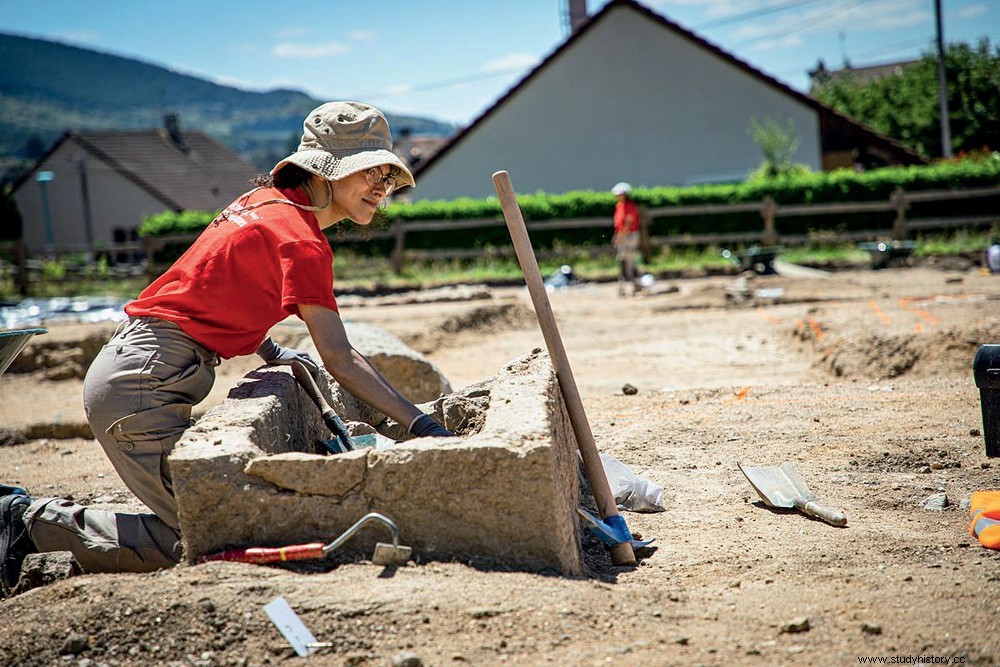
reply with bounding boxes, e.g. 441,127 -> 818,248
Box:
163,113 -> 188,153
568,0 -> 588,33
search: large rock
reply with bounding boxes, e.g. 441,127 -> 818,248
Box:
342,322 -> 452,404
169,349 -> 582,574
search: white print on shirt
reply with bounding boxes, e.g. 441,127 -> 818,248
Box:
214,203 -> 262,228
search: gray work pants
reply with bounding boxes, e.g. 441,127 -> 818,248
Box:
23,317 -> 218,573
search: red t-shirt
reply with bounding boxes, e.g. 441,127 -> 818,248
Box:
614,199 -> 640,234
126,187 -> 338,358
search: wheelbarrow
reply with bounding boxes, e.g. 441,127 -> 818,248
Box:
0,328 -> 47,378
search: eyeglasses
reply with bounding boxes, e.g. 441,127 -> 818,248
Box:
364,167 -> 398,196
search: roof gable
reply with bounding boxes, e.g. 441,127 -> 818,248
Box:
14,127 -> 258,211
412,0 -> 922,184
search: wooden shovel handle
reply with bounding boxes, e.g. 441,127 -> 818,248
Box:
492,171 -> 636,566
795,498 -> 848,527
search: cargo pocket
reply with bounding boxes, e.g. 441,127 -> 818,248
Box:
107,403 -> 193,447
105,404 -> 192,519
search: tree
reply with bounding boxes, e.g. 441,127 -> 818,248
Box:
747,116 -> 810,180
814,38 -> 1000,158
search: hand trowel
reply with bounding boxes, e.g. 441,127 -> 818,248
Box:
738,462 -> 847,527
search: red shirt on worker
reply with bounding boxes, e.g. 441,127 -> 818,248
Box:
126,186 -> 338,359
614,199 -> 640,234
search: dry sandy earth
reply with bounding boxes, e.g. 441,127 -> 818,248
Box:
1,262 -> 1000,667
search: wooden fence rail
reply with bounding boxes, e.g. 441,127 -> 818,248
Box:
2,186 -> 998,289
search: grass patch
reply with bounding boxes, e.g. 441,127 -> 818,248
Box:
2,227 -> 996,300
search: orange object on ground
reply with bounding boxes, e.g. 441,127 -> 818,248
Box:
969,491 -> 1000,550
200,542 -> 326,564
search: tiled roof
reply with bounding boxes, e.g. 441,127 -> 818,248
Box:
18,127 -> 259,211
73,129 -> 258,211
811,59 -> 921,89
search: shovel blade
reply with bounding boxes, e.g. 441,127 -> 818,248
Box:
738,462 -> 814,509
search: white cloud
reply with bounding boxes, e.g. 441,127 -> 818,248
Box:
481,53 -> 540,73
348,30 -> 377,41
748,34 -> 804,52
958,4 -> 988,19
733,0 -> 930,44
384,83 -> 415,96
271,42 -> 351,58
275,27 -> 311,38
646,0 -> 759,20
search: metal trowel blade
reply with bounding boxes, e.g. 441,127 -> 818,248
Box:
372,542 -> 412,566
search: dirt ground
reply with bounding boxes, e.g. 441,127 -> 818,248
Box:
2,262 -> 1000,666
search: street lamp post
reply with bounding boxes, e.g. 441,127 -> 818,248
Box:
35,170 -> 55,248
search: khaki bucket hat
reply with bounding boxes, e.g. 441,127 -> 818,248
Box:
271,101 -> 415,188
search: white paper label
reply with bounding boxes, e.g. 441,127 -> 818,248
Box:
264,596 -> 318,657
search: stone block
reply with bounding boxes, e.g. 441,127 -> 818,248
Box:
170,349 -> 582,575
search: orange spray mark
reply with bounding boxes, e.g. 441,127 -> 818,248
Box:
899,298 -> 941,325
806,318 -> 825,341
868,300 -> 891,325
735,386 -> 751,400
757,311 -> 782,325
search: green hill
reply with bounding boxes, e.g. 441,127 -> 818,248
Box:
0,32 -> 456,180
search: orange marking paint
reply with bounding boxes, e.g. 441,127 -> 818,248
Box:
868,300 -> 891,325
806,318 -> 824,341
899,298 -> 941,325
735,387 -> 751,400
757,311 -> 782,324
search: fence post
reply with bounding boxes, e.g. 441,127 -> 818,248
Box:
15,240 -> 28,297
891,188 -> 909,240
761,196 -> 778,246
391,219 -> 406,275
638,208 -> 652,263
141,236 -> 160,282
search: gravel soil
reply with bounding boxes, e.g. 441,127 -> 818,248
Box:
1,264 -> 999,666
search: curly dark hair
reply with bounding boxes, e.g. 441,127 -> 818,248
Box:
250,164 -> 312,189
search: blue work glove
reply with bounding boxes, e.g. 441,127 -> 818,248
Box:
409,414 -> 455,438
256,337 -> 319,375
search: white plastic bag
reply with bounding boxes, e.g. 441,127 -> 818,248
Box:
599,452 -> 665,513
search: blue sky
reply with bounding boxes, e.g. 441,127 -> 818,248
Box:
1,0 -> 997,127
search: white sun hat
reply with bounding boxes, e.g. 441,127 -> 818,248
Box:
271,101 -> 415,188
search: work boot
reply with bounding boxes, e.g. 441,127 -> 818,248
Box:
1,493 -> 36,597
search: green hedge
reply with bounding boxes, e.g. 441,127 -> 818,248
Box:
140,155 -> 1000,252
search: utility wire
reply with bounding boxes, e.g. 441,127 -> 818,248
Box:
694,0 -> 823,31
355,0 -> 837,102
353,67 -> 528,101
730,0 -> 870,49
773,36 -> 932,77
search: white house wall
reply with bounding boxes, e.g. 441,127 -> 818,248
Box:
412,5 -> 821,201
15,139 -> 169,253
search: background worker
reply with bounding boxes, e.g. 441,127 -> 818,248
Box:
611,182 -> 641,296
1,102 -> 452,596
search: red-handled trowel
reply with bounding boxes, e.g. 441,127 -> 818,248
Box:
738,462 -> 847,527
